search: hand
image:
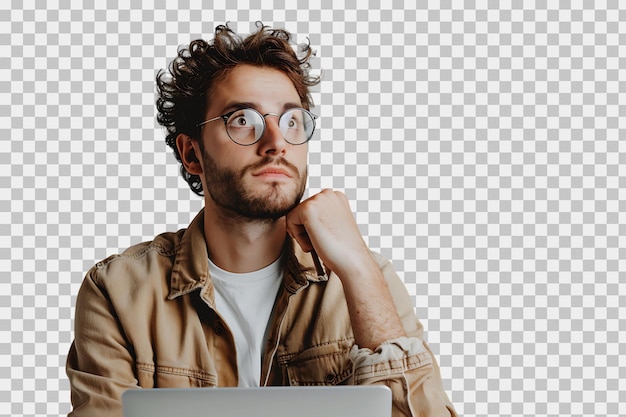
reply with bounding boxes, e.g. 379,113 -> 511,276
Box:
285,189 -> 373,279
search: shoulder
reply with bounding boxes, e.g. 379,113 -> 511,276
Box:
87,228 -> 187,287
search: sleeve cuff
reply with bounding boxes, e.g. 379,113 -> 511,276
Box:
349,336 -> 428,368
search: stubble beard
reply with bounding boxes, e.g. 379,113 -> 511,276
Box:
201,148 -> 307,221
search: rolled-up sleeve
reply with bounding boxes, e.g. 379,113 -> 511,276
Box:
350,336 -> 431,378
350,336 -> 456,417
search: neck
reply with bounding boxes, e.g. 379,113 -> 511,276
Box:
203,202 -> 287,273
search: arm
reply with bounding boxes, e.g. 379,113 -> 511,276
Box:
349,253 -> 457,417
286,190 -> 456,416
286,189 -> 407,349
66,269 -> 137,417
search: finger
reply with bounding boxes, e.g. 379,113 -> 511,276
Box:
286,223 -> 314,253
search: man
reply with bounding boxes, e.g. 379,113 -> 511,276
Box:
66,24 -> 456,417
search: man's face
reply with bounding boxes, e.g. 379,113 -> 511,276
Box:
197,64 -> 309,220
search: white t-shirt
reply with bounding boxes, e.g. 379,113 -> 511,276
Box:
209,256 -> 284,387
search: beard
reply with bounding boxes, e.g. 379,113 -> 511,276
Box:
200,147 -> 307,220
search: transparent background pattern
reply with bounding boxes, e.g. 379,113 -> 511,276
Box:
1,1 -> 625,416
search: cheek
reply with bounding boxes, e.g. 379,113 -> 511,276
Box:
293,146 -> 309,172
202,140 -> 245,169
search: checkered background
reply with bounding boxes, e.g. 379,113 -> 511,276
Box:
1,1 -> 624,416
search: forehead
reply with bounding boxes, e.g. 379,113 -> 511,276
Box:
206,64 -> 301,115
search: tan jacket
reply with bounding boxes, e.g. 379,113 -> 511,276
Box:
66,210 -> 456,417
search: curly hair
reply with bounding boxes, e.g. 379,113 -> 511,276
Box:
155,23 -> 320,196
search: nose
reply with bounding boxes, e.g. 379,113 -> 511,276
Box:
256,113 -> 287,156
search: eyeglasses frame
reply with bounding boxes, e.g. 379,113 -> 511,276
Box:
196,107 -> 318,146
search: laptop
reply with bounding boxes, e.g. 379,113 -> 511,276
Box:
122,385 -> 392,417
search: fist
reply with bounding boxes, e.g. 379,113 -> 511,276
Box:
285,190 -> 373,278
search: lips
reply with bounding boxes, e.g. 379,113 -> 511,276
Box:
252,166 -> 293,178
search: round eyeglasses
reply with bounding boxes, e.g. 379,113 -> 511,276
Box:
196,107 -> 318,146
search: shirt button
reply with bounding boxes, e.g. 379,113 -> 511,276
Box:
214,323 -> 225,336
325,373 -> 336,384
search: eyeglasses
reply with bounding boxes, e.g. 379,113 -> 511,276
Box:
197,107 -> 318,146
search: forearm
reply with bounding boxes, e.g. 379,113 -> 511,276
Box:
335,252 -> 407,350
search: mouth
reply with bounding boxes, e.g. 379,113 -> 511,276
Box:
252,166 -> 294,179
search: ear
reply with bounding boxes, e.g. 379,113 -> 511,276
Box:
175,133 -> 203,175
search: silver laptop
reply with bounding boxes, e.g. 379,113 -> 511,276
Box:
122,386 -> 392,417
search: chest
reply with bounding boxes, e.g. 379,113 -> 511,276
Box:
132,278 -> 356,388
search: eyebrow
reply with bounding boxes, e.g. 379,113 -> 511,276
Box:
219,101 -> 303,115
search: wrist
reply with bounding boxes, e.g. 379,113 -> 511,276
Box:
333,251 -> 384,289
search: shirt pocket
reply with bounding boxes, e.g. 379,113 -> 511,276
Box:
279,341 -> 354,386
137,362 -> 218,388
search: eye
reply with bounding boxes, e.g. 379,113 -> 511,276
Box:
227,109 -> 257,129
233,116 -> 248,126
283,110 -> 303,130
